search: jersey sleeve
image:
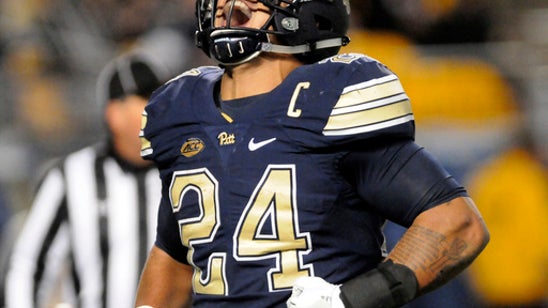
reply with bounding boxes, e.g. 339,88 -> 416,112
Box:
141,82 -> 191,262
339,138 -> 468,227
154,187 -> 189,264
282,54 -> 416,155
139,70 -> 188,162
321,54 -> 415,144
328,56 -> 465,226
140,67 -> 219,163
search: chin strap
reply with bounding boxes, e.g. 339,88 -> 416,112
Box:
213,35 -> 350,66
261,37 -> 349,54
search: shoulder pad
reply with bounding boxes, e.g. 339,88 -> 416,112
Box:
140,66 -> 223,159
314,53 -> 415,139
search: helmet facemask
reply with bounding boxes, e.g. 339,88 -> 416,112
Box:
195,0 -> 350,66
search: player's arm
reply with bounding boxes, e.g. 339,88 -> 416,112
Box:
341,141 -> 489,306
135,245 -> 193,308
387,195 -> 488,293
288,198 -> 489,308
288,139 -> 489,308
338,196 -> 489,307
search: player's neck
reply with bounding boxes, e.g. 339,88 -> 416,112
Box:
220,55 -> 302,100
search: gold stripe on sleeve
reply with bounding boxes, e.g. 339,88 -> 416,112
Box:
324,99 -> 412,131
335,79 -> 405,109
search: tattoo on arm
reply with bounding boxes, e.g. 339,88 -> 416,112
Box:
388,225 -> 473,293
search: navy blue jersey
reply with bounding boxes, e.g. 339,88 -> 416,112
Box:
140,54 -> 460,307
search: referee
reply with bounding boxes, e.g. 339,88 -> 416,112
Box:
4,53 -> 169,308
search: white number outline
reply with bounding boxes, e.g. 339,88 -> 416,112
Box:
169,165 -> 314,295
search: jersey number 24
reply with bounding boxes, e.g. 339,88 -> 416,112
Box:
169,165 -> 313,295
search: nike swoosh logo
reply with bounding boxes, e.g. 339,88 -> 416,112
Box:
248,137 -> 277,151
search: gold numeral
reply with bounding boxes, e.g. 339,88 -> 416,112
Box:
235,165 -> 312,290
169,165 -> 313,295
170,168 -> 227,295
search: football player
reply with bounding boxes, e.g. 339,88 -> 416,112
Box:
135,0 -> 489,307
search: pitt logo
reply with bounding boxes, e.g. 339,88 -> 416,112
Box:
180,138 -> 205,157
217,132 -> 236,146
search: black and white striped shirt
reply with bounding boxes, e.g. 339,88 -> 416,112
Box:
5,142 -> 161,308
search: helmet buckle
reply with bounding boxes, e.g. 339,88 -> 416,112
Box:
281,17 -> 299,31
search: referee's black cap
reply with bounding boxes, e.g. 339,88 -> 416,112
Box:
97,52 -> 169,107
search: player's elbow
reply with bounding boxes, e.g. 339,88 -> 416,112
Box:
419,196 -> 490,259
462,209 -> 489,256
450,197 -> 490,258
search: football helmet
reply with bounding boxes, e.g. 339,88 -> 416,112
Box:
195,0 -> 351,66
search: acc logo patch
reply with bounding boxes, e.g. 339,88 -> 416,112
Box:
180,138 -> 205,157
